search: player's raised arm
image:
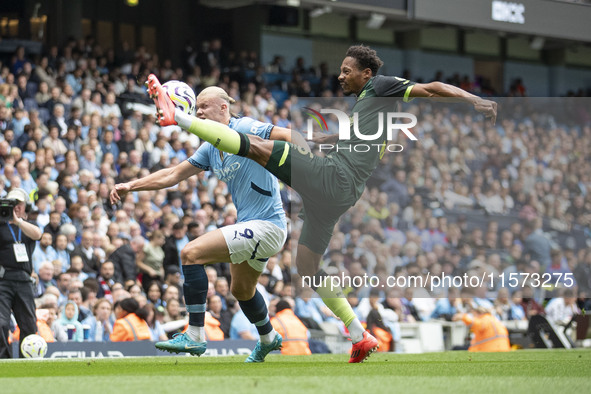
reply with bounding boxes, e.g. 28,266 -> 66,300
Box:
110,161 -> 202,205
409,82 -> 497,125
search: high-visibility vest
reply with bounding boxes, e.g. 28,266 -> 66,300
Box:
204,312 -> 225,341
462,313 -> 510,352
10,320 -> 56,343
371,326 -> 392,352
271,309 -> 311,355
110,313 -> 151,342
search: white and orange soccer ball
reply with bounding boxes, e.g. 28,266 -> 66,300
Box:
162,80 -> 196,116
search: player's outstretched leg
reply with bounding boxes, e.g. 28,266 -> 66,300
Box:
298,245 -> 378,363
313,271 -> 379,363
146,73 -> 250,156
155,264 -> 208,356
241,290 -> 283,363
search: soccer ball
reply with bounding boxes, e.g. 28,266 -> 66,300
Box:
162,80 -> 196,116
20,334 -> 48,359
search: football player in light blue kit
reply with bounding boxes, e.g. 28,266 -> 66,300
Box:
110,86 -> 293,362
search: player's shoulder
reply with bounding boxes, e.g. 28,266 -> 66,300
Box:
373,74 -> 410,86
372,75 -> 414,97
230,116 -> 272,134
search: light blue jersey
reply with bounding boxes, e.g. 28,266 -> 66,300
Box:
188,117 -> 286,231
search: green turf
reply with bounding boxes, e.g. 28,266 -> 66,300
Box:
1,350 -> 590,394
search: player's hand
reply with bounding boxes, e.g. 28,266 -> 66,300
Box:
110,183 -> 131,205
474,99 -> 497,125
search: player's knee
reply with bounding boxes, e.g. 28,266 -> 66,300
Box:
180,243 -> 205,266
230,282 -> 255,301
295,259 -> 316,277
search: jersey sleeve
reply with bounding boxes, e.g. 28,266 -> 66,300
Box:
233,117 -> 274,140
373,75 -> 416,102
187,143 -> 211,171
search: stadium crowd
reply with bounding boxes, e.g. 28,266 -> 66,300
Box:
1,36 -> 590,347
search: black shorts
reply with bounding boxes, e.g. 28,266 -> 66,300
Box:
265,142 -> 356,254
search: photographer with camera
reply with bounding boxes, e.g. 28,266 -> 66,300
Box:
0,188 -> 42,358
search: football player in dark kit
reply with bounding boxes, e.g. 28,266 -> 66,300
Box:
147,45 -> 496,363
0,188 -> 42,358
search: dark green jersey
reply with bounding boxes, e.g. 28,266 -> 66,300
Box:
328,75 -> 415,199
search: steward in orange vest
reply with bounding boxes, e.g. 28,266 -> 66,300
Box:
270,300 -> 311,355
458,307 -> 510,352
10,308 -> 56,343
110,298 -> 151,342
205,312 -> 224,341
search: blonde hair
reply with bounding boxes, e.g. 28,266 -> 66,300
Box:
197,86 -> 236,104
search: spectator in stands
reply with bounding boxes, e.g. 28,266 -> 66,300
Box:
32,232 -> 57,274
204,311 -> 225,341
110,297 -> 151,341
162,221 -> 188,272
68,287 -> 91,323
546,248 -> 574,288
162,284 -> 181,307
145,303 -> 167,341
42,125 -> 67,156
45,304 -> 67,342
163,265 -> 182,295
453,306 -> 510,352
146,281 -> 164,308
545,289 -> 580,326
494,288 -> 525,321
15,158 -> 36,195
35,261 -> 56,297
163,297 -> 183,324
71,230 -> 100,276
137,230 -> 166,290
207,294 -> 233,338
43,211 -> 61,242
57,300 -> 84,342
108,235 -> 145,287
55,272 -> 71,305
96,260 -> 115,301
271,298 -> 311,355
401,287 -> 421,322
214,277 -> 230,310
430,288 -> 460,321
295,287 -> 326,328
82,298 -> 113,341
574,249 -> 591,293
520,286 -> 545,318
522,219 -> 551,268
230,306 -> 259,340
54,233 -> 71,271
102,92 -> 122,119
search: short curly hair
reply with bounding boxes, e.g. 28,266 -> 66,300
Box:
345,45 -> 384,75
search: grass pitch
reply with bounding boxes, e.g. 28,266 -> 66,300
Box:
2,349 -> 590,394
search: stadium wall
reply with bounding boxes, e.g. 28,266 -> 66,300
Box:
504,61 -> 551,97
260,33 -> 473,81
